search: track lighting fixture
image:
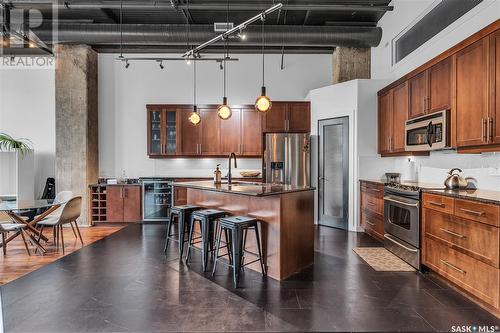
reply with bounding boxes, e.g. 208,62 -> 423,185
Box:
238,28 -> 246,40
125,60 -> 130,69
159,60 -> 164,69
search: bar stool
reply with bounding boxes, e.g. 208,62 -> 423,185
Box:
164,205 -> 201,258
185,209 -> 226,271
212,216 -> 266,288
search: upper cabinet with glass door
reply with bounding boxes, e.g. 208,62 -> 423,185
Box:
147,105 -> 180,157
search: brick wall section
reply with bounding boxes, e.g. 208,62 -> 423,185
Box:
332,47 -> 371,84
55,44 -> 98,226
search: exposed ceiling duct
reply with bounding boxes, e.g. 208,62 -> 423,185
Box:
34,24 -> 382,49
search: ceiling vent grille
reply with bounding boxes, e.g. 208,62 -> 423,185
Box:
393,0 -> 483,64
214,22 -> 234,32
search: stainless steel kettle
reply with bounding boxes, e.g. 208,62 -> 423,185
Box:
444,168 -> 468,189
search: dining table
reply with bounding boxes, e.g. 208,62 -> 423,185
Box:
0,199 -> 67,254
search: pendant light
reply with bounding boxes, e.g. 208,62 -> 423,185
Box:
255,16 -> 272,113
217,0 -> 232,120
188,59 -> 201,125
187,0 -> 201,125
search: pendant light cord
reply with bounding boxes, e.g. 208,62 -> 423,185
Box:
186,0 -> 190,52
193,58 -> 197,107
223,0 -> 229,99
262,16 -> 265,87
119,0 -> 123,58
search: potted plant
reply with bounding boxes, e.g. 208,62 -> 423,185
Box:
0,133 -> 33,156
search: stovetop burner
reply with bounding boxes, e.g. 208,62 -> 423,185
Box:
385,182 -> 421,192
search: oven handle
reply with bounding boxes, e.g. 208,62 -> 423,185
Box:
384,196 -> 419,207
384,234 -> 419,252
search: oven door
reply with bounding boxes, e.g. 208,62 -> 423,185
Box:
383,194 -> 420,248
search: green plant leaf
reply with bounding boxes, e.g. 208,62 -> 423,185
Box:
0,133 -> 33,157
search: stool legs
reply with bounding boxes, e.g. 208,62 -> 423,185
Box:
231,227 -> 243,288
254,223 -> 267,276
178,211 -> 186,258
185,215 -> 196,263
164,211 -> 176,253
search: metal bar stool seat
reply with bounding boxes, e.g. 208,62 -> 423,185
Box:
212,216 -> 266,288
185,209 -> 226,271
165,205 -> 201,257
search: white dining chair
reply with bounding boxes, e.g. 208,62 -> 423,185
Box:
0,212 -> 31,256
36,196 -> 83,254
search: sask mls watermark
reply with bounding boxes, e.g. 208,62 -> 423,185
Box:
0,0 -> 57,69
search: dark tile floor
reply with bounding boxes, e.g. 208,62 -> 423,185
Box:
2,224 -> 499,332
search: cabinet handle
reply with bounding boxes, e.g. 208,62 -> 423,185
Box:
489,117 -> 494,142
440,259 -> 466,274
427,201 -> 445,207
482,118 -> 487,142
439,228 -> 466,239
459,208 -> 485,216
124,188 -> 127,197
366,221 -> 375,226
422,97 -> 426,112
120,187 -> 123,198
199,143 -> 202,154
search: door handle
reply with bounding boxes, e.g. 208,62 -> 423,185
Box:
384,234 -> 418,252
489,117 -> 494,142
384,196 -> 419,207
482,118 -> 487,142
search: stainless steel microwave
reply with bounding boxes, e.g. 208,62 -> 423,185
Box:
405,110 -> 450,151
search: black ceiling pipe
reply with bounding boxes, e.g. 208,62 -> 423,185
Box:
35,24 -> 382,48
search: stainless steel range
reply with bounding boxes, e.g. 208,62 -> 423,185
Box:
383,183 -> 423,269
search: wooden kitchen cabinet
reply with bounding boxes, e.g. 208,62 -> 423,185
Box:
359,181 -> 384,241
97,185 -> 142,223
220,108 -> 241,155
147,106 -> 180,157
392,82 -> 409,152
199,108 -> 221,155
490,29 -> 500,145
240,108 -> 263,156
263,102 -> 310,133
179,108 -> 201,155
287,102 -> 311,132
422,192 -> 500,311
428,57 -> 452,112
377,90 -> 393,154
408,71 -> 428,119
408,57 -> 451,119
455,39 -> 490,148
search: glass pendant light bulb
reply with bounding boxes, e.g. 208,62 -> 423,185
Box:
217,97 -> 232,120
188,106 -> 201,125
255,86 -> 272,112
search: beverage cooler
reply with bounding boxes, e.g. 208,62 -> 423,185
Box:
140,177 -> 173,222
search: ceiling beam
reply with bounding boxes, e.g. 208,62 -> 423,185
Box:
8,1 -> 394,12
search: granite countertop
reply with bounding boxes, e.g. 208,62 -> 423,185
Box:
422,188 -> 500,205
173,180 -> 315,197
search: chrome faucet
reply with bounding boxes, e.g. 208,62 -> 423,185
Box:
227,152 -> 238,185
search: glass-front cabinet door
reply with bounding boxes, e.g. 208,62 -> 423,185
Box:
147,107 -> 179,156
148,108 -> 162,155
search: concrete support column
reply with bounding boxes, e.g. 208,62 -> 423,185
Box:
332,47 -> 371,84
55,44 -> 98,226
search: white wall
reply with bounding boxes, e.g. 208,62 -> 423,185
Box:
373,0 -> 500,80
0,68 -> 55,197
98,53 -> 332,178
367,0 -> 500,190
307,79 -> 391,231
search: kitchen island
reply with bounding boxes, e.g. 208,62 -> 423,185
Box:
173,180 -> 315,280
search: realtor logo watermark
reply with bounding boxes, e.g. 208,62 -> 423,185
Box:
0,0 -> 57,69
451,325 -> 499,332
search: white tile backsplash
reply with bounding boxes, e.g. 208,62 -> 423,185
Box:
359,151 -> 500,191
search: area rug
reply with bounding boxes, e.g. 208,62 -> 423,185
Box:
353,247 -> 415,272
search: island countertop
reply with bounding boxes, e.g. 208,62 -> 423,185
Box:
172,180 -> 315,197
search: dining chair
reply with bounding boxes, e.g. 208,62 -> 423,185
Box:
0,212 -> 32,256
36,196 -> 83,254
35,191 -> 75,243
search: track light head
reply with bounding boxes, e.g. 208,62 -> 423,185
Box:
186,57 -> 192,65
159,61 -> 164,69
125,60 -> 130,69
238,29 -> 247,40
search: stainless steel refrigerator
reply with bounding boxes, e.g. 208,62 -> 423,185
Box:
264,133 -> 310,186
